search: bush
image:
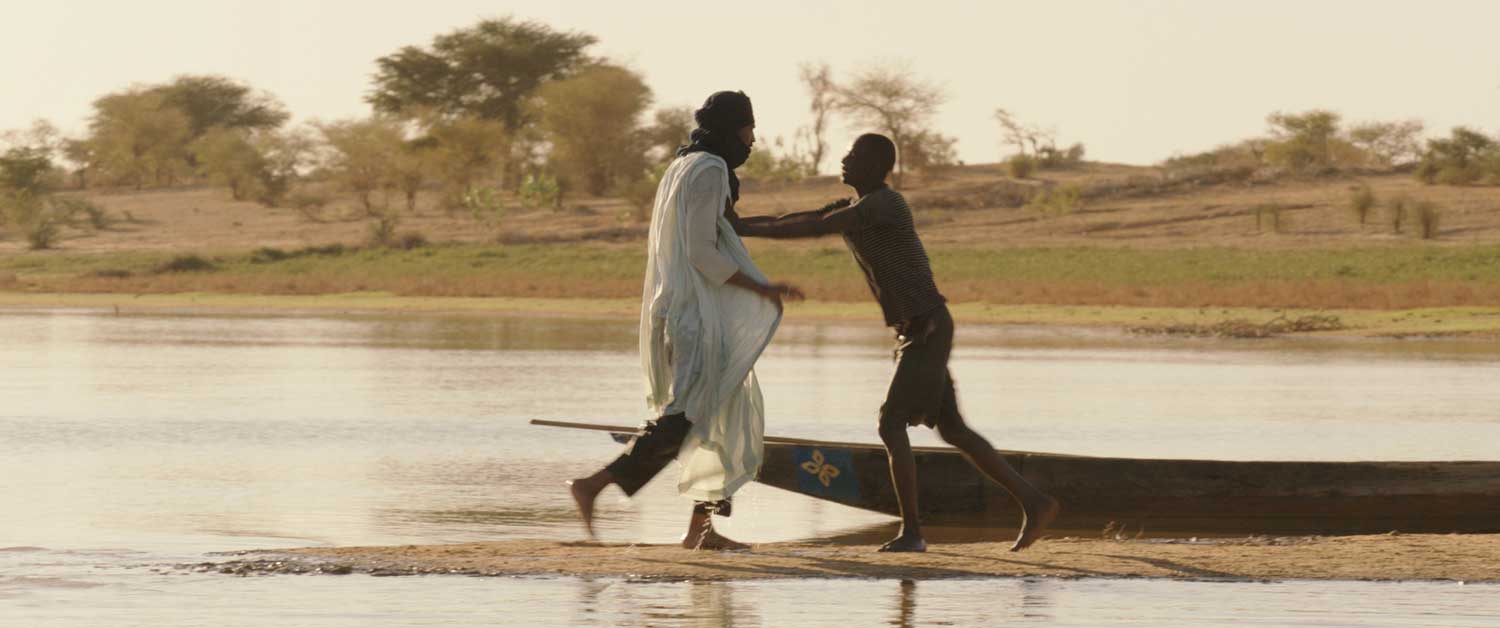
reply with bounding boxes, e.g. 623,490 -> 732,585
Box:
368,212 -> 399,246
249,244 -> 347,263
1036,142 -> 1086,169
1347,184 -> 1376,225
1386,194 -> 1410,234
1416,127 -> 1497,186
396,231 -> 428,250
1435,164 -> 1483,186
518,174 -> 560,211
249,247 -> 291,263
1414,201 -> 1441,239
52,196 -> 109,230
286,188 -> 331,222
1006,154 -> 1036,179
1027,184 -> 1082,216
618,163 -> 668,222
154,255 -> 217,273
1253,204 -> 1287,234
741,148 -> 809,184
463,186 -> 505,227
1,191 -> 68,250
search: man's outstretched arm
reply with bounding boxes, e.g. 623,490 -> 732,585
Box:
732,199 -> 860,239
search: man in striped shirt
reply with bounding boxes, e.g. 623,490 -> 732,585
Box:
732,134 -> 1060,552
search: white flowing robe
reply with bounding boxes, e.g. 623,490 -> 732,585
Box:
640,152 -> 781,502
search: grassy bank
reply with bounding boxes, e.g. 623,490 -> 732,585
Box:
4,241 -> 1500,311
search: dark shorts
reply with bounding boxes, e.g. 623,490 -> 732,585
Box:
879,305 -> 963,430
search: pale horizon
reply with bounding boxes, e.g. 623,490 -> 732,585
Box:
6,0 -> 1500,169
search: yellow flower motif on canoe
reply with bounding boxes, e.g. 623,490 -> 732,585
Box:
800,449 -> 842,487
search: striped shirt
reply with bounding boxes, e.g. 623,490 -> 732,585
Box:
732,186 -> 946,326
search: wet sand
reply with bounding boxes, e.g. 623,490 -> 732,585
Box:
202,534 -> 1500,583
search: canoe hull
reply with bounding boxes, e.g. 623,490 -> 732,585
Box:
538,420 -> 1500,535
759,441 -> 1500,535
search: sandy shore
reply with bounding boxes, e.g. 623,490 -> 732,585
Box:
194,534 -> 1500,583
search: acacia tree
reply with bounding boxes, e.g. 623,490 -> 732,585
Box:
797,62 -> 837,175
61,139 -> 97,189
1265,110 -> 1342,170
191,128 -> 264,200
993,108 -> 1054,158
368,17 -> 596,128
640,105 -> 694,164
835,63 -> 945,187
88,89 -> 192,188
1348,120 -> 1424,167
151,75 -> 289,140
317,118 -> 406,213
421,115 -> 510,211
533,63 -> 652,197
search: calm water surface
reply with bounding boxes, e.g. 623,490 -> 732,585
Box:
3,308 -> 1498,626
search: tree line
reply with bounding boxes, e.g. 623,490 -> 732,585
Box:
5,16 -> 1498,250
1162,109 -> 1500,186
0,17 -> 973,237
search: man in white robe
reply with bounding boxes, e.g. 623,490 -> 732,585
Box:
569,91 -> 799,550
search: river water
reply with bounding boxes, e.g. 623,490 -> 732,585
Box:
2,308 -> 1498,626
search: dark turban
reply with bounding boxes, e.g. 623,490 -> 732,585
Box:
677,90 -> 755,202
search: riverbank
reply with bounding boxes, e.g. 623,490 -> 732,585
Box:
200,534 -> 1500,583
4,291 -> 1499,338
6,242 -> 1500,311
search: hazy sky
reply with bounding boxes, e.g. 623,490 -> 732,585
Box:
6,0 -> 1499,168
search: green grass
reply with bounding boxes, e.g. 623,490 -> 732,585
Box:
5,241 -> 1500,305
909,245 -> 1500,285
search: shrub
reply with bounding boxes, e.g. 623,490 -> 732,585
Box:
287,188 -> 331,222
518,174 -> 560,211
1036,142 -> 1086,169
249,244 -> 347,263
25,216 -> 61,250
396,231 -> 428,250
618,163 -> 668,221
368,211 -> 399,246
1253,204 -> 1287,234
1,191 -> 68,250
1027,184 -> 1082,216
1416,127 -> 1497,186
1006,154 -> 1036,179
249,247 -> 291,263
463,186 -> 505,226
741,148 -> 808,184
1347,184 -> 1376,225
1386,194 -> 1410,234
79,201 -> 108,230
1414,201 -> 1441,239
154,255 -> 217,274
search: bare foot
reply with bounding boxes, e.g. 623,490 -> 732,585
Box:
567,477 -> 603,540
687,527 -> 750,551
878,531 -> 927,553
1010,496 -> 1061,552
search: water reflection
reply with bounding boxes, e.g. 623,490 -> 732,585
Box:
892,579 -> 916,628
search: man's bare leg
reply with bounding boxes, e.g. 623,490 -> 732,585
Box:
567,469 -> 615,540
877,422 -> 927,552
683,507 -> 749,550
937,423 -> 1060,551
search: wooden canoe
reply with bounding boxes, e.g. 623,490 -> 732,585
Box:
532,419 -> 1500,535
